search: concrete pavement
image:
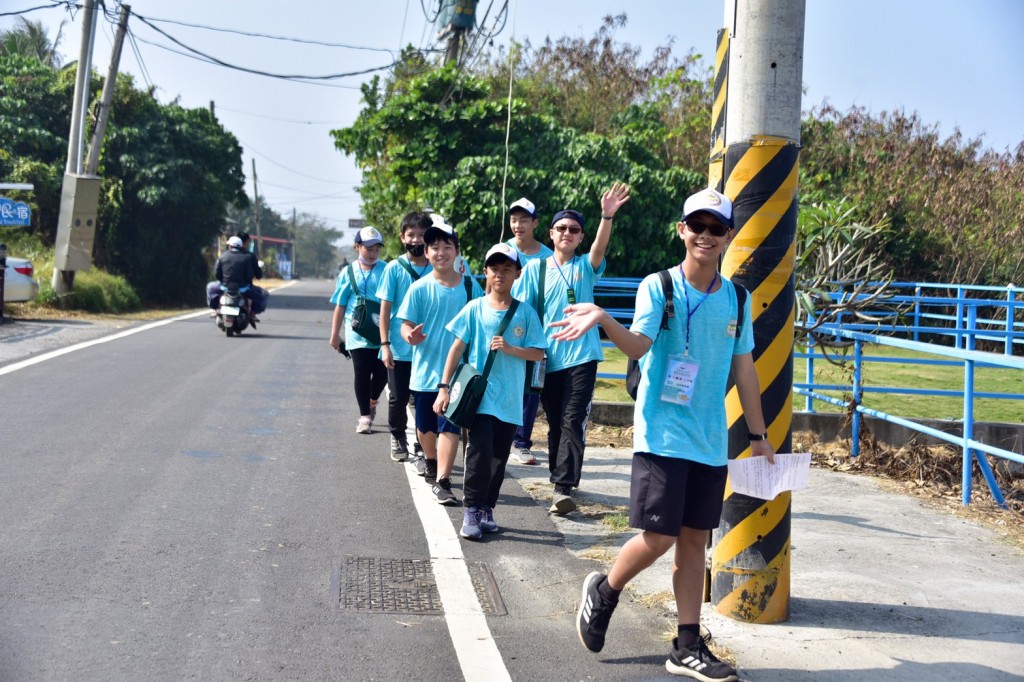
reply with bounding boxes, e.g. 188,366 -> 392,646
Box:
508,446 -> 1024,681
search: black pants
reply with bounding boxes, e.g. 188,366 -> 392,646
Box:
463,414 -> 517,509
387,360 -> 414,444
350,348 -> 387,416
540,360 -> 597,489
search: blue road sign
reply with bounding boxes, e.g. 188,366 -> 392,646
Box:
0,197 -> 31,227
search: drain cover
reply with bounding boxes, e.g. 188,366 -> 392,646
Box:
334,556 -> 505,616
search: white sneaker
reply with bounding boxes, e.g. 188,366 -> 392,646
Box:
512,446 -> 537,465
356,416 -> 372,434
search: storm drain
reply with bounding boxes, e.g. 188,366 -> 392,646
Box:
334,556 -> 506,616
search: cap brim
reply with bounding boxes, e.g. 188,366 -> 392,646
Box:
685,209 -> 733,228
485,253 -> 520,268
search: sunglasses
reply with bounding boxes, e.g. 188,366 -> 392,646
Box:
553,224 -> 582,235
685,220 -> 730,237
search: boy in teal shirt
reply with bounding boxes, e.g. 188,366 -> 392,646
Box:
436,243 -> 546,539
397,220 -> 484,505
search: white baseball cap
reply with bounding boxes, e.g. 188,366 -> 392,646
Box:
682,188 -> 734,228
509,197 -> 538,218
354,226 -> 383,246
484,243 -> 521,268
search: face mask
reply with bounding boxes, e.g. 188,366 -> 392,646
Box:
358,255 -> 377,266
406,243 -> 425,258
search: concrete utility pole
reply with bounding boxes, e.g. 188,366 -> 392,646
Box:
251,159 -> 261,257
85,4 -> 130,175
709,0 -> 805,624
52,0 -> 99,294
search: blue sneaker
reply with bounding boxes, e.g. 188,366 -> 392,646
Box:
460,507 -> 482,540
479,506 -> 499,533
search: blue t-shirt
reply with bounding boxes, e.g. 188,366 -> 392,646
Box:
513,254 -> 607,372
446,298 -> 547,425
330,260 -> 388,350
376,255 -> 433,361
629,269 -> 754,466
505,238 -> 553,264
396,274 -> 485,392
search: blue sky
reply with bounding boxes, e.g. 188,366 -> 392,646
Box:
7,0 -> 1023,241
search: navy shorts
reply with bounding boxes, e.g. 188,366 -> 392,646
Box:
412,391 -> 460,436
628,452 -> 728,536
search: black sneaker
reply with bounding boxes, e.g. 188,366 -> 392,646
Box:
431,477 -> 459,506
576,571 -> 617,652
665,633 -> 738,681
424,458 -> 437,483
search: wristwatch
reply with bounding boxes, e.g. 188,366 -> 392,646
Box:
437,383 -> 450,390
380,341 -> 391,346
748,432 -> 769,441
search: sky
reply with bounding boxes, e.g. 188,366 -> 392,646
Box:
6,0 -> 1024,246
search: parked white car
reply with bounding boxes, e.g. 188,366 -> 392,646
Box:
3,257 -> 40,303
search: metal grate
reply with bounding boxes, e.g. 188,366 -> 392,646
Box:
334,556 -> 505,616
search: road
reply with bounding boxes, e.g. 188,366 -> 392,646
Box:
0,280 -> 672,682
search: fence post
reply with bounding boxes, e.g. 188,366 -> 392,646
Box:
851,338 -> 862,457
913,285 -> 922,342
1006,284 -> 1015,356
955,286 -> 966,349
805,339 -> 815,412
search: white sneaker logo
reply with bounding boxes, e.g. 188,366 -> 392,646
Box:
682,655 -> 706,672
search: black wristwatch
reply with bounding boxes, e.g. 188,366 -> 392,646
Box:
437,383 -> 450,390
748,432 -> 769,441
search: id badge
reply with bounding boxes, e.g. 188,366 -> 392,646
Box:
566,288 -> 577,305
660,354 -> 700,406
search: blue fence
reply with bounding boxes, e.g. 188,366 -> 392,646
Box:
591,278 -> 1024,506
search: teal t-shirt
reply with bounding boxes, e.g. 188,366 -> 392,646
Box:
629,269 -> 754,466
513,254 -> 606,372
446,298 -> 547,425
375,255 -> 433,361
396,275 -> 484,392
505,238 -> 553,264
330,260 -> 387,350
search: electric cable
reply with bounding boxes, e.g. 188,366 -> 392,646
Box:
497,0 -> 517,241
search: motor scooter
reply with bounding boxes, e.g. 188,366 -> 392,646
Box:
216,285 -> 251,336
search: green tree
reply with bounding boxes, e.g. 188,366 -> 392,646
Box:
0,17 -> 65,67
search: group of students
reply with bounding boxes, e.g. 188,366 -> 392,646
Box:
328,185 -> 775,681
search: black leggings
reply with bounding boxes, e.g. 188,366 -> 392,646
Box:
350,348 -> 388,416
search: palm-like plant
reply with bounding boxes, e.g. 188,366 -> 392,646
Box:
1,18 -> 65,68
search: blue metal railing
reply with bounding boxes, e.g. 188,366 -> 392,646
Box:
589,277 -> 1024,506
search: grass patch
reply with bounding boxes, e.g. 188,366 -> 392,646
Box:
599,511 -> 631,532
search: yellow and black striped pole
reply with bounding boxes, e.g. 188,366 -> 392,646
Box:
708,27 -> 729,192
708,0 -> 805,624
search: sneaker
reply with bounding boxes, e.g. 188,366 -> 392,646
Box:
390,437 -> 409,462
479,506 -> 498,533
576,572 -> 618,653
356,416 -> 372,434
512,446 -> 537,465
459,507 -> 482,540
424,458 -> 437,483
411,454 -> 427,476
665,633 -> 738,681
549,486 -> 577,514
431,477 -> 459,506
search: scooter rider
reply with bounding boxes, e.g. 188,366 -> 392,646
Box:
214,236 -> 258,327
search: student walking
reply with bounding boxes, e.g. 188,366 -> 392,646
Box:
377,211 -> 433,465
397,219 -> 484,505
551,188 -> 775,681
329,226 -> 389,434
512,182 -> 631,514
435,243 -> 546,539
504,197 -> 553,466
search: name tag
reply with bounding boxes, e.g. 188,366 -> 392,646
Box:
660,354 -> 700,406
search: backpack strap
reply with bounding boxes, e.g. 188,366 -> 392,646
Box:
481,300 -> 520,379
732,280 -> 747,331
657,269 -> 674,331
537,258 -> 547,323
463,275 -> 473,302
398,257 -> 421,281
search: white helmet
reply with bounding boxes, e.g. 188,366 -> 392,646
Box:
227,236 -> 244,249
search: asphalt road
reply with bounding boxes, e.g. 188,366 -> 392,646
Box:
0,280 -> 674,682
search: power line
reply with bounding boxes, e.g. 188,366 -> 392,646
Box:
238,136 -> 354,185
215,105 -> 340,126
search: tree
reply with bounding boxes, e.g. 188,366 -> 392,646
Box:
0,18 -> 65,67
333,63 -> 703,274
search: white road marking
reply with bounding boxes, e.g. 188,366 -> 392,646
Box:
403,463 -> 512,682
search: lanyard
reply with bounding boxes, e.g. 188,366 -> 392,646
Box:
357,262 -> 379,297
406,255 -> 429,279
680,265 -> 718,356
553,255 -> 577,304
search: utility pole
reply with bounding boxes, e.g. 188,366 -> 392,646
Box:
709,0 -> 805,624
85,4 -> 130,175
251,159 -> 261,258
52,0 -> 99,294
436,0 -> 478,65
291,207 -> 297,279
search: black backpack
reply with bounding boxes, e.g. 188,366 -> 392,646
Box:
625,271 -> 747,400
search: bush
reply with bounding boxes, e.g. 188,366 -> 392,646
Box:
63,269 -> 141,313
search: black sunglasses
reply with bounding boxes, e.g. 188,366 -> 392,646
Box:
685,220 -> 730,237
553,224 -> 582,234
